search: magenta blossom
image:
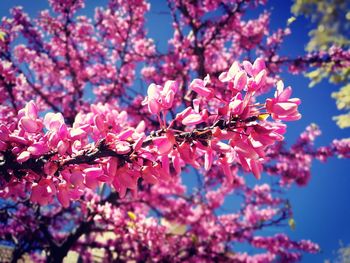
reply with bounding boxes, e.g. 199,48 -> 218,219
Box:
266,81 -> 301,121
142,80 -> 179,115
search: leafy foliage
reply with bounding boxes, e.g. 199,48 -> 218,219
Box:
292,0 -> 350,128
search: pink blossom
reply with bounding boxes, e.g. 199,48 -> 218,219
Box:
243,58 -> 266,77
30,179 -> 56,205
57,183 -> 70,208
27,141 -> 49,156
142,80 -> 178,115
266,81 -> 301,121
218,61 -> 241,82
153,132 -> 175,155
44,112 -> 65,131
17,150 -> 31,162
189,74 -> 213,98
176,99 -> 208,126
19,101 -> 42,133
84,167 -> 104,189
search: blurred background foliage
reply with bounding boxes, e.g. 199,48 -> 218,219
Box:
325,241 -> 350,263
292,0 -> 350,128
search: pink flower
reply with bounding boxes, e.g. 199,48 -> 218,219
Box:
142,80 -> 178,115
30,179 -> 56,206
249,124 -> 285,148
248,158 -> 263,180
19,101 -> 42,133
0,140 -> 7,151
141,165 -> 159,184
114,166 -> 140,190
20,117 -> 40,133
243,58 -> 266,77
218,61 -> 248,91
229,92 -> 244,115
153,132 -> 175,155
218,61 -> 240,82
242,58 -> 267,92
43,112 -> 65,131
0,125 -> 10,141
176,99 -> 207,126
84,167 -> 104,189
57,183 -> 70,208
181,108 -> 203,125
189,74 -> 213,98
27,141 -> 49,156
43,161 -> 58,176
69,170 -> 84,187
57,140 -> 70,155
219,156 -> 234,184
204,148 -> 213,171
112,176 -> 127,198
178,141 -> 199,168
106,157 -> 118,176
266,81 -> 301,121
17,150 -> 31,162
70,128 -> 87,140
115,141 -> 131,154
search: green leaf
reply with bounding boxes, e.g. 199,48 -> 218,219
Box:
288,218 -> 296,231
287,16 -> 296,25
127,211 -> 137,221
0,31 -> 6,42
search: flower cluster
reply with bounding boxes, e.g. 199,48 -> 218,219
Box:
0,58 -> 301,207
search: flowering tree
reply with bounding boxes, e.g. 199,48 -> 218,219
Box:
0,0 -> 349,262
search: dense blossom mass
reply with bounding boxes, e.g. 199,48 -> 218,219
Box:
1,58 -> 299,205
0,0 -> 349,262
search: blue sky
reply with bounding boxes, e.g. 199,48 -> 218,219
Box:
0,0 -> 349,262
263,2 -> 350,261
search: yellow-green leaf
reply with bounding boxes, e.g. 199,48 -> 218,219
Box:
287,16 -> 296,25
191,234 -> 198,244
346,11 -> 350,20
258,113 -> 270,121
288,218 -> 296,231
0,31 -> 6,42
333,113 -> 350,129
160,218 -> 187,235
306,69 -> 320,79
127,211 -> 137,221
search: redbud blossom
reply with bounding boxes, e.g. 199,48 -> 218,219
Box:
266,81 -> 301,121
